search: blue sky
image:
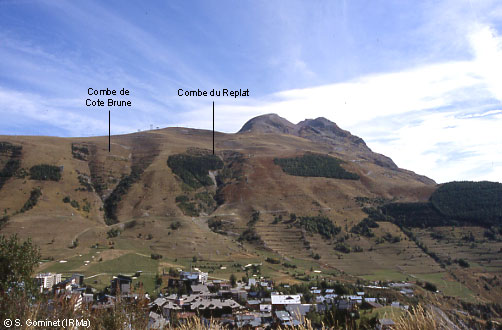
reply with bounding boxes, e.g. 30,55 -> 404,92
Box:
0,0 -> 501,183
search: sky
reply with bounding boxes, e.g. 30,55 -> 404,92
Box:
0,0 -> 501,183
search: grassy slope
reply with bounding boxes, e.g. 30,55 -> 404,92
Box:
1,129 -> 494,303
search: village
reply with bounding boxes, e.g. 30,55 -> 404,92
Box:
35,267 -> 418,329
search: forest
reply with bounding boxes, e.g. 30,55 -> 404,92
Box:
0,142 -> 22,189
297,215 -> 341,239
274,153 -> 359,180
103,166 -> 142,225
167,154 -> 224,189
430,181 -> 502,225
29,164 -> 61,181
381,181 -> 502,227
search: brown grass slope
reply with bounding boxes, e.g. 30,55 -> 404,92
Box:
0,115 -> 451,290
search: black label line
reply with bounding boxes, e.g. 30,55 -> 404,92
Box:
212,101 -> 215,155
108,110 -> 111,153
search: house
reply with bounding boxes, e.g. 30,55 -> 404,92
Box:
260,304 -> 272,313
53,279 -> 72,295
246,299 -> 261,310
285,304 -> 313,323
71,274 -> 85,286
337,300 -> 355,311
230,288 -> 248,301
236,314 -> 263,328
271,294 -> 301,306
275,310 -> 292,323
275,310 -> 301,327
191,284 -> 210,295
180,271 -> 208,284
363,301 -> 383,309
111,275 -> 132,295
400,288 -> 414,297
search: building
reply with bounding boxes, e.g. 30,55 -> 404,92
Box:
180,271 -> 208,284
71,274 -> 85,286
271,294 -> 301,306
111,275 -> 132,295
35,273 -> 62,291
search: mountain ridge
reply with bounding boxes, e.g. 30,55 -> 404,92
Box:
0,113 -> 443,290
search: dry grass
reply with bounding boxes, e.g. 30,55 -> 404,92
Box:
7,295 -> 467,330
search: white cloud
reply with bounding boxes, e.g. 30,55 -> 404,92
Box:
469,25 -> 502,101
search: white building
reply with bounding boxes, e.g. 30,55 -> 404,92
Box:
35,273 -> 62,290
271,294 -> 301,305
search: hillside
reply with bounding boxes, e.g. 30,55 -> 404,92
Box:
0,114 -> 500,305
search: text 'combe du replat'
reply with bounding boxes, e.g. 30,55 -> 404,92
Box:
177,88 -> 250,98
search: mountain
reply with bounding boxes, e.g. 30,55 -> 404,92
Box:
240,114 -> 432,180
0,114 -> 499,304
238,113 -> 299,135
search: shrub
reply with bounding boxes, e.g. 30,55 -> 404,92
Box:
334,243 -> 351,253
70,200 -> 80,210
0,215 -> 10,228
208,218 -> 223,232
350,218 -> 378,237
175,195 -> 189,203
424,282 -> 437,292
266,257 -> 281,264
297,216 -> 341,239
238,228 -> 262,243
151,253 -> 163,260
248,210 -> 260,226
104,166 -> 143,225
82,201 -> 91,213
283,262 -> 297,269
107,228 -> 121,238
19,188 -> 42,213
177,201 -> 199,217
170,221 -> 181,230
62,196 -> 70,203
456,258 -> 470,268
